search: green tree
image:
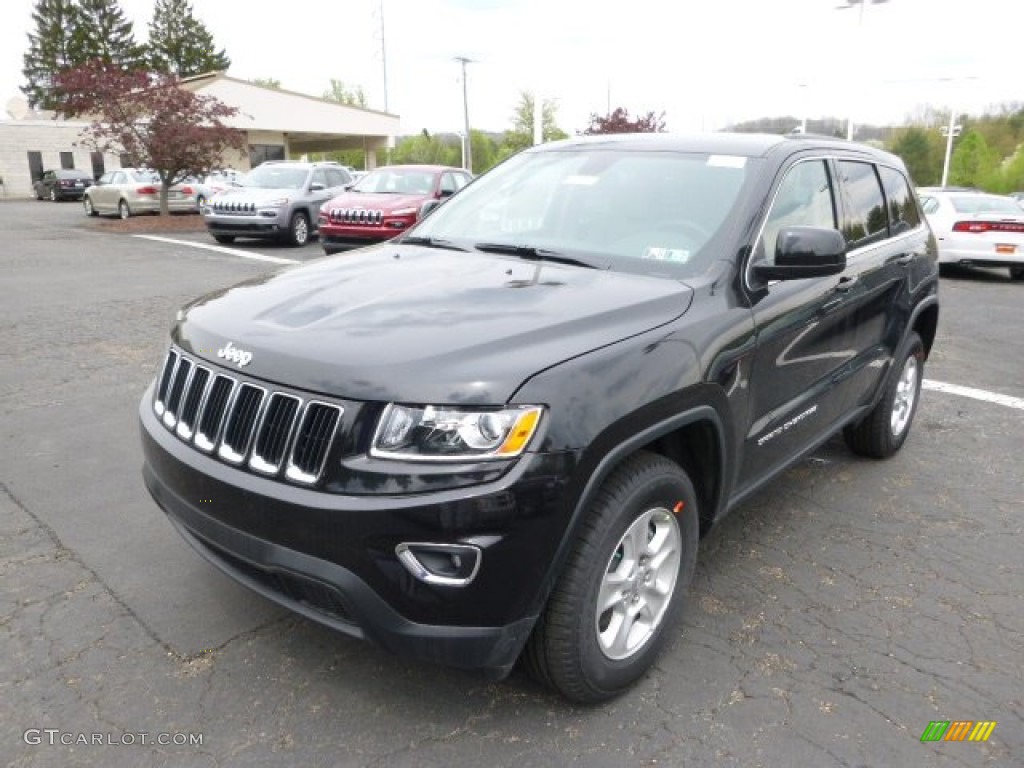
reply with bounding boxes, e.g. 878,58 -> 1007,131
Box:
21,0 -> 82,110
888,126 -> 941,186
392,130 -> 459,166
250,76 -> 281,89
470,129 -> 499,173
499,92 -> 568,160
1001,148 -> 1024,193
148,0 -> 229,78
323,79 -> 367,108
71,0 -> 144,70
949,130 -> 999,189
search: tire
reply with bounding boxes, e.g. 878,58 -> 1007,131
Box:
844,331 -> 924,459
34,187 -> 43,201
49,187 -> 57,202
523,451 -> 699,704
286,211 -> 310,246
118,199 -> 131,219
83,197 -> 97,217
213,235 -> 235,244
1009,267 -> 1024,281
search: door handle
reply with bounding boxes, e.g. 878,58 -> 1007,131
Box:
834,276 -> 858,293
894,254 -> 913,266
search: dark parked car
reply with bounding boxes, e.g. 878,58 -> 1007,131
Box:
317,164 -> 472,254
140,133 -> 939,703
33,169 -> 93,201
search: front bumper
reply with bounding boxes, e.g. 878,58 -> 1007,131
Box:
139,385 -> 578,676
204,210 -> 288,238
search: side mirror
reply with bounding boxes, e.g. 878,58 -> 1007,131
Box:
419,199 -> 444,219
310,182 -> 326,192
438,188 -> 455,198
753,226 -> 846,281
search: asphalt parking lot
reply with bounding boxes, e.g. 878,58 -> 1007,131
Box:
2,199 -> 1022,767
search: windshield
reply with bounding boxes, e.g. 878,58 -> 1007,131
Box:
353,168 -> 437,195
410,148 -> 754,278
951,195 -> 1023,215
241,165 -> 308,190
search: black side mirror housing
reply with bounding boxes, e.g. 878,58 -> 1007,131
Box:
753,226 -> 847,281
419,199 -> 444,219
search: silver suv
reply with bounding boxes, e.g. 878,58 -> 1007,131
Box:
203,161 -> 353,246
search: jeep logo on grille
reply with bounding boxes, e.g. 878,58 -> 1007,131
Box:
217,341 -> 253,368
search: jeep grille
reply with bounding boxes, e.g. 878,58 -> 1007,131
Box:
328,208 -> 384,225
153,348 -> 342,485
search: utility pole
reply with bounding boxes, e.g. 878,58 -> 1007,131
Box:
455,56 -> 473,173
380,0 -> 388,112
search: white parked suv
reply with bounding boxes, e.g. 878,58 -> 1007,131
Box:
203,161 -> 354,246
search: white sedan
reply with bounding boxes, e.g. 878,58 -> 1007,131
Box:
918,188 -> 1024,281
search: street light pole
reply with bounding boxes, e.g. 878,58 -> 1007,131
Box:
836,0 -> 888,141
455,56 -> 473,172
941,108 -> 960,187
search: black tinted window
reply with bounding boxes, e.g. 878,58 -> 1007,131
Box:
878,166 -> 921,235
839,161 -> 887,247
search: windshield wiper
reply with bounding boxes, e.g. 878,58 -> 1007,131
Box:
473,242 -> 608,269
400,235 -> 468,251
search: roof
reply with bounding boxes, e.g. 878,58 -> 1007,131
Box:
532,132 -> 891,159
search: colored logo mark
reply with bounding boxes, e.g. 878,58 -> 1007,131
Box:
920,721 -> 997,743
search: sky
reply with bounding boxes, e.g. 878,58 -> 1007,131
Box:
2,0 -> 1020,136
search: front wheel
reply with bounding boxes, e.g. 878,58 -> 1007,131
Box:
523,452 -> 699,704
286,211 -> 310,246
1010,267 -> 1024,281
118,199 -> 131,219
844,331 -> 924,459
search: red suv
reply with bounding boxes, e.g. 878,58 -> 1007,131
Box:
318,164 -> 472,254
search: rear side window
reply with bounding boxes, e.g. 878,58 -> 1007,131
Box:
839,161 -> 887,248
878,166 -> 921,235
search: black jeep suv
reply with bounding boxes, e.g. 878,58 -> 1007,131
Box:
140,133 -> 939,703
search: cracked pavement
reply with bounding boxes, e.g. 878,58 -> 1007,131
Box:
1,201 -> 1021,766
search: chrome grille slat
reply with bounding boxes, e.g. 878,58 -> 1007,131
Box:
163,358 -> 193,428
250,394 -> 302,474
286,402 -> 342,484
154,350 -> 179,416
153,348 -> 343,486
176,366 -> 211,440
195,375 -> 235,452
219,384 -> 266,464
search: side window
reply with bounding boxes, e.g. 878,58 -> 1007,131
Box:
327,168 -> 350,188
838,160 -> 887,248
878,166 -> 922,236
110,172 -> 125,185
918,195 -> 938,215
311,169 -> 328,189
439,173 -> 457,196
455,173 -> 471,190
759,159 -> 836,260
97,172 -> 113,186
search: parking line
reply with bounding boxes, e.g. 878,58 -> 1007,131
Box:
133,235 -> 300,265
923,380 -> 1024,411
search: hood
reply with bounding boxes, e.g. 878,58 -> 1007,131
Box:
174,246 -> 693,404
211,186 -> 298,204
324,191 -> 430,213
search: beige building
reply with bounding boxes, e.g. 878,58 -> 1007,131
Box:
0,72 -> 400,199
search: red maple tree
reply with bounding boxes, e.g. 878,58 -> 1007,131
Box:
581,107 -> 667,135
55,61 -> 245,215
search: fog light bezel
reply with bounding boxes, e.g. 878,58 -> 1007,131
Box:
395,542 -> 482,587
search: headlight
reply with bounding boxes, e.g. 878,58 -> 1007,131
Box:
390,207 -> 418,216
261,197 -> 289,207
371,404 -> 543,461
